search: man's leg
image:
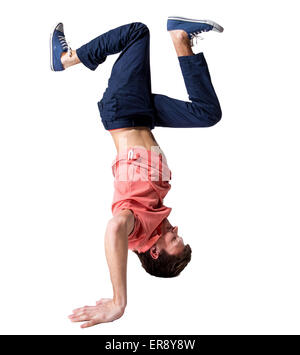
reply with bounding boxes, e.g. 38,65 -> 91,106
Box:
152,30 -> 222,128
62,22 -> 155,130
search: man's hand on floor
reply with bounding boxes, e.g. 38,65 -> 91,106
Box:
69,212 -> 132,328
68,298 -> 125,328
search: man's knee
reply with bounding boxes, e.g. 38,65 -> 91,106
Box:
209,106 -> 222,126
193,104 -> 222,127
132,22 -> 149,34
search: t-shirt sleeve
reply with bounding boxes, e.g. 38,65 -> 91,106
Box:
115,203 -> 141,240
128,210 -> 140,239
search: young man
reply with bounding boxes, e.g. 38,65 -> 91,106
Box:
50,17 -> 223,328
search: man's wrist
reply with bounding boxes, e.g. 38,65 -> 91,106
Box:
113,296 -> 127,311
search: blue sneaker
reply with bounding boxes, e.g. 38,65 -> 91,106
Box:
167,16 -> 224,46
50,23 -> 71,71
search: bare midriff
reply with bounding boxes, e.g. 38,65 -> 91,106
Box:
109,126 -> 160,153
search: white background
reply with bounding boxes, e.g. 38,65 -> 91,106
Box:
0,0 -> 299,335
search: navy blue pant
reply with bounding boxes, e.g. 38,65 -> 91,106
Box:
76,22 -> 222,130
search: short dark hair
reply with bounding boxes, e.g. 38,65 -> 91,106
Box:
134,245 -> 192,278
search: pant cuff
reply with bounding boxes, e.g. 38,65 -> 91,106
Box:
76,45 -> 99,71
178,52 -> 205,64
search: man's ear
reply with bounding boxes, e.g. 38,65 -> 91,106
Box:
150,245 -> 160,260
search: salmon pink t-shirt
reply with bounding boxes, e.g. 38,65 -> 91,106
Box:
111,146 -> 172,253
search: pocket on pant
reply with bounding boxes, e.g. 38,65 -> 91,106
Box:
98,97 -> 117,121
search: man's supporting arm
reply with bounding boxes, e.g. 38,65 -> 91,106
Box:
105,209 -> 134,309
68,209 -> 134,328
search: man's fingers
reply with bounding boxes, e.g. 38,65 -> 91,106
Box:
72,306 -> 92,314
81,320 -> 98,329
69,314 -> 91,322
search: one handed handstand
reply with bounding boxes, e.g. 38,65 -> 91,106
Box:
50,16 -> 223,328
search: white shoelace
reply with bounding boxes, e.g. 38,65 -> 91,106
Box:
58,35 -> 72,57
190,29 -> 208,47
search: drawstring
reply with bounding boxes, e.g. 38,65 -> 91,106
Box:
128,149 -> 134,160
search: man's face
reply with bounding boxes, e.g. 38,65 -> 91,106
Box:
158,220 -> 185,256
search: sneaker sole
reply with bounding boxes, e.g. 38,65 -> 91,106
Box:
168,16 -> 224,33
49,22 -> 63,71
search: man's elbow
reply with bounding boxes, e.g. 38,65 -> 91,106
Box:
107,216 -> 128,234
